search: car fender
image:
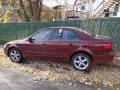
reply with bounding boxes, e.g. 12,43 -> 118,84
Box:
7,44 -> 21,56
9,44 -> 18,48
70,48 -> 94,61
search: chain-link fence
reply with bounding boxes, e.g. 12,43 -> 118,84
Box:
0,18 -> 120,51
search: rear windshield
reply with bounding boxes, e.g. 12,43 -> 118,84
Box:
81,30 -> 95,37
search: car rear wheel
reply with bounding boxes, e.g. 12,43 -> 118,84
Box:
9,48 -> 23,63
71,53 -> 92,71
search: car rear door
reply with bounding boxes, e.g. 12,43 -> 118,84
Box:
46,28 -> 80,61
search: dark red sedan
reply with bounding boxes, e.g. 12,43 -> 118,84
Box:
4,27 -> 114,71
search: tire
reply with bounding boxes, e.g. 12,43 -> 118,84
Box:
9,48 -> 23,63
71,53 -> 92,71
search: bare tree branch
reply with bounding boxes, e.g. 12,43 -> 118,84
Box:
28,0 -> 34,18
37,0 -> 43,20
19,0 -> 30,21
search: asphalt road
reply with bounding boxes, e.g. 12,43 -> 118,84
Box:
0,68 -> 97,90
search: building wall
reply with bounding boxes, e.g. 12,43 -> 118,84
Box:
118,7 -> 120,16
73,0 -> 94,18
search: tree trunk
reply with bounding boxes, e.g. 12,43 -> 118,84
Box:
18,0 -> 43,22
31,0 -> 43,21
28,0 -> 34,19
19,0 -> 30,22
37,0 -> 43,21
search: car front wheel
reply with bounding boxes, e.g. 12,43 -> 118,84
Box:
9,48 -> 23,63
71,53 -> 92,71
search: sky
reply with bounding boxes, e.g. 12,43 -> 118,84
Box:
43,0 -> 76,7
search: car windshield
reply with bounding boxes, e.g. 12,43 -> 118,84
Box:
29,28 -> 49,38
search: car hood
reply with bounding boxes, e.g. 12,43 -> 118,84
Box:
6,39 -> 26,44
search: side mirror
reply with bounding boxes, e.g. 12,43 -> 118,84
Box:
28,37 -> 34,43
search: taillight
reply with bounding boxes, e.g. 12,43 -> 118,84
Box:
103,44 -> 112,49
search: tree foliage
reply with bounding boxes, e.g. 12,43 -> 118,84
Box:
0,0 -> 58,22
114,0 -> 120,3
18,0 -> 43,21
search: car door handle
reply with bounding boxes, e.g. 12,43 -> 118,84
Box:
69,44 -> 73,46
42,44 -> 46,45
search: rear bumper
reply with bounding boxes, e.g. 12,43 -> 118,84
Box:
93,51 -> 114,64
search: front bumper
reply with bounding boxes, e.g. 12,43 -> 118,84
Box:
4,44 -> 9,56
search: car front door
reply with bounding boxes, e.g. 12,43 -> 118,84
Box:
46,28 -> 80,61
23,29 -> 52,59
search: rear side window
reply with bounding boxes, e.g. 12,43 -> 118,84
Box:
51,29 -> 61,40
66,30 -> 80,40
51,28 -> 80,40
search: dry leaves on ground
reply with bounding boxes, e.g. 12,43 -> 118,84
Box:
0,46 -> 120,88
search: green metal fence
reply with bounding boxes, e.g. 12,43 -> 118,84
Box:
80,18 -> 120,51
0,20 -> 80,43
0,18 -> 120,51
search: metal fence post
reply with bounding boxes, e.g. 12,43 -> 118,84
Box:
15,23 -> 18,40
99,19 -> 102,35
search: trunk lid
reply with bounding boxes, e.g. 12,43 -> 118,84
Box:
95,34 -> 111,41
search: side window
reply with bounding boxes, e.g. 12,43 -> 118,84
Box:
32,30 -> 52,41
51,29 -> 80,40
51,30 -> 60,40
67,30 -> 80,40
51,29 -> 64,40
62,29 -> 80,40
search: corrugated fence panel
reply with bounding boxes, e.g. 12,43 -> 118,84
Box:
80,18 -> 120,51
0,18 -> 120,51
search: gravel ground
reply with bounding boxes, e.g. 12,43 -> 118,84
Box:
0,46 -> 120,90
0,68 -> 96,90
